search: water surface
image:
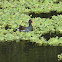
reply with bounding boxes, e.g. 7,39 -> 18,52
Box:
0,41 -> 62,62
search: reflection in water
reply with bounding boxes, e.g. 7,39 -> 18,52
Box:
0,41 -> 62,62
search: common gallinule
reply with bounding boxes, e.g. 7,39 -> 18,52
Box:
16,19 -> 33,32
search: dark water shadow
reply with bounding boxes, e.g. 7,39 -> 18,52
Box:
40,32 -> 62,41
0,41 -> 62,62
29,11 -> 62,19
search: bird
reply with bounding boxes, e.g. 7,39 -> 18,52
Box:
16,19 -> 33,32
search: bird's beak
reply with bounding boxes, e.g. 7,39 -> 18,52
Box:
31,20 -> 33,23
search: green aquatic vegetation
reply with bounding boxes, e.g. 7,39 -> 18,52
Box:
58,53 -> 62,61
11,24 -> 17,29
0,0 -> 62,46
48,37 -> 62,46
24,1 -> 62,13
59,37 -> 62,46
39,37 -> 48,46
52,15 -> 62,34
56,26 -> 62,34
48,37 -> 58,46
0,34 -> 4,42
4,34 -> 14,41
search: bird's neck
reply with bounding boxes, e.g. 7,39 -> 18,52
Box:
29,23 -> 32,26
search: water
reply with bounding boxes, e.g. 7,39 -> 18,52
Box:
0,41 -> 62,62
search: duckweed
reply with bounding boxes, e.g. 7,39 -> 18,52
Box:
0,0 -> 62,46
58,53 -> 62,61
